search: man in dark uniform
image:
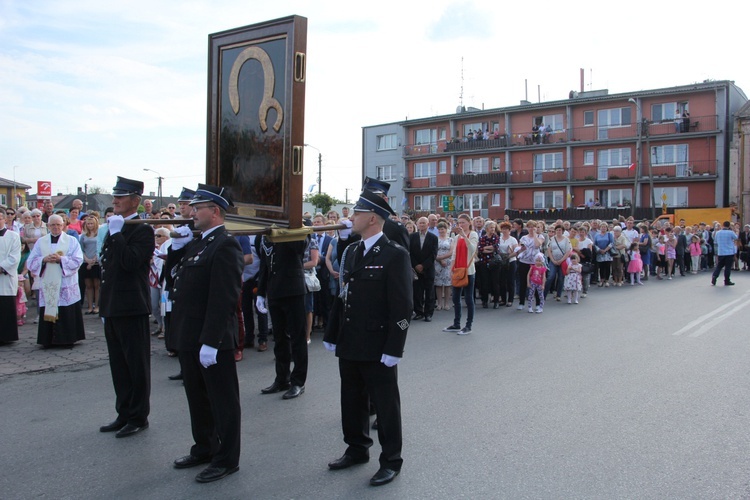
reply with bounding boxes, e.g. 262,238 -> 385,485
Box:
98,177 -> 154,438
324,190 -> 413,487
337,177 -> 409,258
167,185 -> 244,483
256,231 -> 308,400
163,187 -> 195,380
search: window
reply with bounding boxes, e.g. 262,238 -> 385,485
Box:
376,165 -> 394,181
439,160 -> 447,174
597,107 -> 631,139
415,128 -> 437,145
463,122 -> 486,136
439,128 -> 446,141
533,152 -> 563,183
533,191 -> 564,209
584,110 -> 594,126
414,195 -> 436,211
534,152 -> 564,171
0,194 -> 5,206
597,148 -> 632,167
492,193 -> 501,206
658,187 -> 689,207
492,157 -> 501,171
463,158 -> 489,174
651,144 -> 689,176
584,189 -> 595,206
651,102 -> 688,122
536,114 -> 564,131
414,161 -> 436,179
376,134 -> 397,151
463,193 -> 487,211
583,150 -> 594,165
606,189 -> 632,207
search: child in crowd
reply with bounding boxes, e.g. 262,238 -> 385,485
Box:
699,238 -> 709,271
563,253 -> 582,304
16,275 -> 27,326
627,242 -> 643,285
689,235 -> 701,274
527,253 -> 547,313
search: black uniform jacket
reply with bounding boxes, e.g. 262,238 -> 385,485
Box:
337,218 -> 409,261
409,231 -> 438,279
257,237 -> 306,300
324,234 -> 413,361
99,220 -> 154,318
167,226 -> 243,352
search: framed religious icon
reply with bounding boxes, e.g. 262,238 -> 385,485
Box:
207,15 -> 306,229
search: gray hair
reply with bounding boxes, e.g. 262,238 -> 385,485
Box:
30,209 -> 42,216
154,227 -> 171,238
48,214 -> 64,225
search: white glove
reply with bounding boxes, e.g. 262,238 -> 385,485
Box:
107,215 -> 124,235
199,344 -> 218,368
380,354 -> 401,367
323,341 -> 336,352
256,296 -> 268,314
339,219 -> 352,240
171,226 -> 193,251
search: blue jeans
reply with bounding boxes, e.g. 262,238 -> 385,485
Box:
452,274 -> 475,328
544,263 -> 564,298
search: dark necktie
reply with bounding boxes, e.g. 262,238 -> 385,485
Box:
353,241 -> 364,265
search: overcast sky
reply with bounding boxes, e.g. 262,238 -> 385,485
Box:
2,0 -> 747,204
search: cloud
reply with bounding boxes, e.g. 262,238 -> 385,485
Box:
426,2 -> 492,42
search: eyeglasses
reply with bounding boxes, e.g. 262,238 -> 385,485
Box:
168,206 -> 176,210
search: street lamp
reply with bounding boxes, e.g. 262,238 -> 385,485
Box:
12,165 -> 18,209
142,168 -> 163,210
84,177 -> 93,212
304,144 -> 322,195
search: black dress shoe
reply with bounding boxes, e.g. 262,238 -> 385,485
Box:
195,465 -> 239,483
115,422 -> 149,438
369,468 -> 399,486
168,372 -> 183,381
328,454 -> 369,470
725,281 -> 735,286
99,420 -> 126,433
423,316 -> 432,322
261,382 -> 291,394
282,385 -> 305,399
412,314 -> 424,321
174,454 -> 212,469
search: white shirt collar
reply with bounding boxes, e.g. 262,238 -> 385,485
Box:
202,225 -> 223,239
362,232 -> 383,255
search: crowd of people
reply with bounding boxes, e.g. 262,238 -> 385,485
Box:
1,177 -> 745,488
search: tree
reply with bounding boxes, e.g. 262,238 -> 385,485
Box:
304,192 -> 343,214
87,185 -> 109,194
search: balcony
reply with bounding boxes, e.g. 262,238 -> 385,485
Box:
573,159 -> 717,181
451,171 -> 508,186
445,136 -> 509,152
404,140 -> 447,157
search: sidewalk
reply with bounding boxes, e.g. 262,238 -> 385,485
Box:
1,300 -> 164,377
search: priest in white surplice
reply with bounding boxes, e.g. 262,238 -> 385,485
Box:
27,214 -> 85,348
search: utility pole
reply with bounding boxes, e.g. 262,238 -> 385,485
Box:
304,144 -> 322,195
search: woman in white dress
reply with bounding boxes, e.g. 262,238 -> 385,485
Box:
433,221 -> 453,310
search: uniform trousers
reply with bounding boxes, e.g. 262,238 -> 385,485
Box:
179,349 -> 241,468
269,294 -> 307,387
104,315 -> 151,426
339,358 -> 403,471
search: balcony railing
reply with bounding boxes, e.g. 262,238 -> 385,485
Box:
450,171 -> 508,186
402,115 -> 720,157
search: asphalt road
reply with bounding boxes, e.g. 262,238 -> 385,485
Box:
2,270 -> 750,499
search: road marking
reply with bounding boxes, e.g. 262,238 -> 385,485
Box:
672,291 -> 750,337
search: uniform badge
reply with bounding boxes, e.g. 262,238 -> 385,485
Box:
193,256 -> 200,262
373,246 -> 381,253
397,319 -> 409,330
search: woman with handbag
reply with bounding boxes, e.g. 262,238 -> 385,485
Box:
476,220 -> 500,309
545,224 -> 572,301
442,214 -> 478,335
593,223 -> 614,287
516,220 -> 545,310
612,226 -> 629,287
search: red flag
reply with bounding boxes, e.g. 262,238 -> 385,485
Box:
628,163 -> 635,170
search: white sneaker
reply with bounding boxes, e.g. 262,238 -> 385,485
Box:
528,307 -> 533,313
517,304 -> 524,310
574,300 -> 579,304
535,306 -> 543,313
